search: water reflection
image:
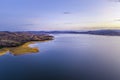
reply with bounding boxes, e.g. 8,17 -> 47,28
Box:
0,42 -> 39,56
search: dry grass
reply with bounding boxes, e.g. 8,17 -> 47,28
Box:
0,42 -> 39,56
0,48 -> 9,56
9,42 -> 39,56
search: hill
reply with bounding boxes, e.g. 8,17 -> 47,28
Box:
0,31 -> 53,48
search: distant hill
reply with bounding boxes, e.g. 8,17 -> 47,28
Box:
81,30 -> 120,36
26,31 -> 84,34
27,30 -> 120,36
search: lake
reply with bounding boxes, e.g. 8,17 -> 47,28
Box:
0,34 -> 120,80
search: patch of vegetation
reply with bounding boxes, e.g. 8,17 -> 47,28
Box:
9,42 -> 39,56
0,48 -> 9,56
0,42 -> 39,56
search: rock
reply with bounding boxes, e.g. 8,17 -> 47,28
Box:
0,31 -> 53,48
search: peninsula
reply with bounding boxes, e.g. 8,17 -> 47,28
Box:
0,31 -> 53,48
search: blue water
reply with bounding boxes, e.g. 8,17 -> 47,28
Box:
1,34 -> 120,80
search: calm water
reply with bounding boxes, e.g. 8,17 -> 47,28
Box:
1,34 -> 120,80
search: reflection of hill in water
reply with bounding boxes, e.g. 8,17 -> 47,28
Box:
0,42 -> 39,56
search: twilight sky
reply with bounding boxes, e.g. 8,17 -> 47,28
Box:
0,0 -> 120,31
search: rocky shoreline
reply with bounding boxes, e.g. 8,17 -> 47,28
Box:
0,31 -> 53,48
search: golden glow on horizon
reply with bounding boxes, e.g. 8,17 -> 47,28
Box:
22,0 -> 120,31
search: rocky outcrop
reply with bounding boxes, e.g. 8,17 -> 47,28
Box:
0,31 -> 53,48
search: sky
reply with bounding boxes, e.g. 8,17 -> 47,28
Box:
0,0 -> 120,31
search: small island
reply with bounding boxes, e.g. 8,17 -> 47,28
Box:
0,31 -> 53,48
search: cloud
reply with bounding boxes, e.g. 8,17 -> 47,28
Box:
0,23 -> 36,31
109,0 -> 120,2
63,23 -> 73,24
114,19 -> 120,21
17,24 -> 35,26
63,12 -> 71,14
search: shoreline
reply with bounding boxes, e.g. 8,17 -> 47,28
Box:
0,40 -> 52,56
0,31 -> 54,48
